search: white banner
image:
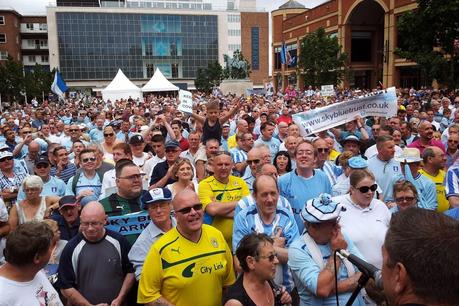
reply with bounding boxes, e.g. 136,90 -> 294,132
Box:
320,85 -> 334,97
178,89 -> 193,114
292,87 -> 398,136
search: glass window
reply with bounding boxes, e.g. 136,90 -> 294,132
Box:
26,23 -> 34,30
39,23 -> 47,31
0,33 -> 5,43
0,50 -> 8,60
0,16 -> 4,25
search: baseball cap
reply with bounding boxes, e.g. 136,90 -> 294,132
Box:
341,135 -> 361,145
0,143 -> 10,151
348,156 -> 367,169
0,151 -> 13,160
165,140 -> 180,149
58,195 -> 79,209
300,193 -> 346,223
141,188 -> 172,210
34,155 -> 50,166
129,134 -> 144,145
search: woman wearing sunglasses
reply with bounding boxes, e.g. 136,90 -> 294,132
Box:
332,169 -> 391,271
224,233 -> 292,306
100,125 -> 121,162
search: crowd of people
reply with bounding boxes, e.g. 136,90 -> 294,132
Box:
0,86 -> 458,306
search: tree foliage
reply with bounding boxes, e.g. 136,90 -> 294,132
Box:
24,64 -> 55,101
298,27 -> 348,87
223,50 -> 251,79
0,57 -> 54,103
395,0 -> 459,88
0,56 -> 25,102
194,61 -> 224,93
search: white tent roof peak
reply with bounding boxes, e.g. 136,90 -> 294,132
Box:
142,68 -> 179,92
104,69 -> 140,91
102,69 -> 142,101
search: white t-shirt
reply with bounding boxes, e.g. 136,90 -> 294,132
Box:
0,270 -> 63,306
332,194 -> 391,269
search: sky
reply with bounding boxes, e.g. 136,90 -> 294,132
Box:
2,0 -> 326,15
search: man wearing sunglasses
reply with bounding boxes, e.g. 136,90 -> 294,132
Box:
138,189 -> 235,306
289,193 -> 365,305
65,149 -> 102,206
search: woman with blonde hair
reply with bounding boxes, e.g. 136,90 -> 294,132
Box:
165,158 -> 198,198
101,125 -> 122,162
8,176 -> 60,230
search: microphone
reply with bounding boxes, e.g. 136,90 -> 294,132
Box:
337,249 -> 383,289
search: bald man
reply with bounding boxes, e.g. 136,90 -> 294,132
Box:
408,121 -> 446,154
57,201 -> 135,306
138,189 -> 235,306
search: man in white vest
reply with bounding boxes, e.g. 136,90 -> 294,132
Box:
288,193 -> 366,305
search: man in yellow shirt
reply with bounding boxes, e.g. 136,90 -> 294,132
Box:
227,119 -> 249,150
419,146 -> 449,212
198,151 -> 250,248
138,189 -> 235,306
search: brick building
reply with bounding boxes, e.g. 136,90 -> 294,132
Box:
0,8 -> 49,71
272,0 -> 421,91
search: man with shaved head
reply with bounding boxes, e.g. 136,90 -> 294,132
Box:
57,201 -> 135,306
138,189 -> 235,306
408,121 -> 445,154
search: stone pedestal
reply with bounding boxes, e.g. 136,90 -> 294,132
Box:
220,79 -> 253,96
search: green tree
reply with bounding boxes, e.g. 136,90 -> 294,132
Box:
395,0 -> 459,88
223,50 -> 251,79
24,64 -> 55,102
195,61 -> 224,93
0,56 -> 25,102
298,27 -> 348,87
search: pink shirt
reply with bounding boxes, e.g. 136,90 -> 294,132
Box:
408,139 -> 446,154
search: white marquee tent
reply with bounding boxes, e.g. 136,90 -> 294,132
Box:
142,68 -> 179,92
102,69 -> 142,101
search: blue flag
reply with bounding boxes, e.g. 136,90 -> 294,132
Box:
51,71 -> 68,99
280,43 -> 287,65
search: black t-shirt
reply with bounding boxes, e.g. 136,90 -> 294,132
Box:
223,275 -> 283,306
202,118 -> 222,144
149,161 -> 177,186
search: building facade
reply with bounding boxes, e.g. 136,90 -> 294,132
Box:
0,9 -> 49,71
272,0 -> 421,91
47,0 -> 268,89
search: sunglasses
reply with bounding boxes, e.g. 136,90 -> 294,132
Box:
22,131 -> 32,134
317,148 -> 330,153
35,163 -> 49,169
0,156 -> 13,162
395,196 -> 415,203
356,184 -> 378,193
69,129 -> 79,132
82,157 -> 96,163
257,252 -> 278,262
175,203 -> 203,214
104,133 -> 114,137
246,159 -> 260,165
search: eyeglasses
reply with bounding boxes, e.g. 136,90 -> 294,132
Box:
22,131 -> 32,134
80,221 -> 105,228
356,184 -> 378,193
257,252 -> 278,262
81,157 -> 97,163
69,129 -> 79,132
117,173 -> 144,181
395,196 -> 415,203
35,163 -> 49,169
317,148 -> 330,153
175,203 -> 203,214
0,157 -> 13,163
246,159 -> 260,165
104,133 -> 114,137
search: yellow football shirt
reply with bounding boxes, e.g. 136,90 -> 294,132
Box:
419,169 -> 449,212
198,175 -> 250,248
138,225 -> 236,306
